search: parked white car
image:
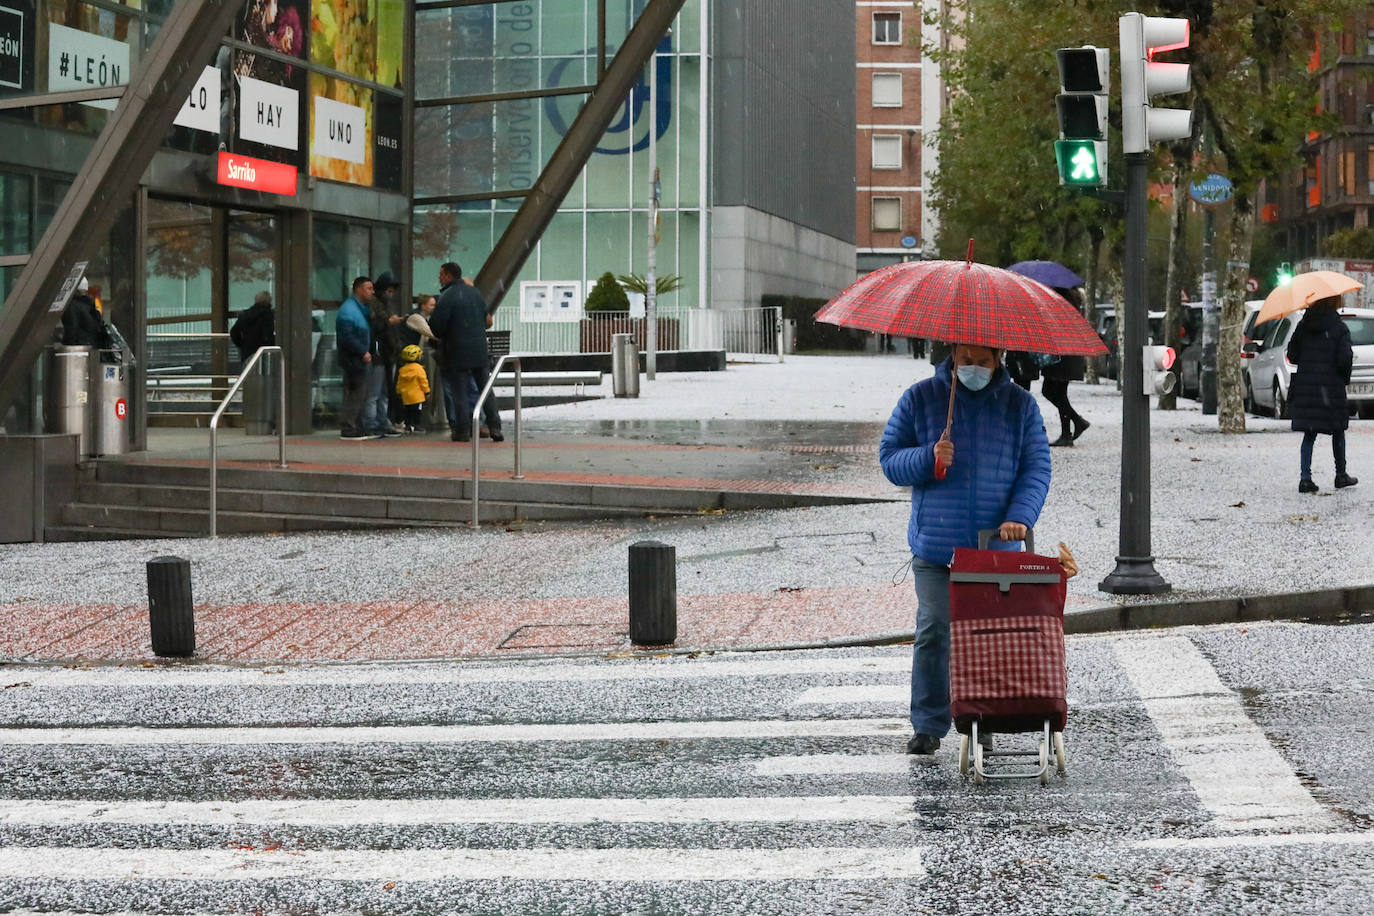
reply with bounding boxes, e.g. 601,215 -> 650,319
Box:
1245,307 -> 1374,419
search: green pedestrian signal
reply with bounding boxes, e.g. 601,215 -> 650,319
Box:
1276,261 -> 1293,285
1055,139 -> 1107,187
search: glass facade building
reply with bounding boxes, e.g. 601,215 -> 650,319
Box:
1,0 -> 855,442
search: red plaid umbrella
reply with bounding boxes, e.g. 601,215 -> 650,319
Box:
817,245 -> 1106,357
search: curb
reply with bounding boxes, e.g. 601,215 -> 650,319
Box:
1062,584 -> 1374,635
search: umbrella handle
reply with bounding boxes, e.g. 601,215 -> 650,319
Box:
934,377 -> 957,481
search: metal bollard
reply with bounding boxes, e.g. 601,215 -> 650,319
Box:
629,540 -> 676,645
146,556 -> 195,657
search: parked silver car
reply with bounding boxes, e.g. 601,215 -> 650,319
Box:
1244,307 -> 1374,419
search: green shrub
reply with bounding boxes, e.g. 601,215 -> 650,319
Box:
585,272 -> 631,312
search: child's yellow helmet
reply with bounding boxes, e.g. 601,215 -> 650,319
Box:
401,344 -> 422,363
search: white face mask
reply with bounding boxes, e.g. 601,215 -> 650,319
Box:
956,364 -> 994,391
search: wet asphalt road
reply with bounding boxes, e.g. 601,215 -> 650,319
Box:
0,621 -> 1371,915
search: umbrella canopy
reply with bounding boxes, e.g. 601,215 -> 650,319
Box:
817,257 -> 1106,356
1006,260 -> 1084,289
1256,271 -> 1363,324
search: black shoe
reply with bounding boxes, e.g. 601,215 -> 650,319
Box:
450,428 -> 463,442
1335,473 -> 1358,489
339,429 -> 368,441
1299,478 -> 1319,494
1072,418 -> 1091,441
906,733 -> 940,755
976,729 -> 994,749
488,430 -> 505,443
1049,435 -> 1074,447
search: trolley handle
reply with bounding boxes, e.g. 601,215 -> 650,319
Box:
978,527 -> 1034,553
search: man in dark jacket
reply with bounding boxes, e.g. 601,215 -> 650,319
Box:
59,278 -> 110,348
229,291 -> 276,361
428,261 -> 503,442
367,271 -> 405,436
1288,297 -> 1357,492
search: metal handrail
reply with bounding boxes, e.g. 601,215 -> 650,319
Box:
471,353 -> 524,529
208,345 -> 286,537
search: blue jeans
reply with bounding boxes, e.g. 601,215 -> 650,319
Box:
363,362 -> 389,433
910,556 -> 952,737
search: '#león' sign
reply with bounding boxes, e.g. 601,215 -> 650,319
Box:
216,152 -> 297,196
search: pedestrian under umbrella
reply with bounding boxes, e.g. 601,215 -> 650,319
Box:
879,341 -> 1052,756
1288,296 -> 1358,493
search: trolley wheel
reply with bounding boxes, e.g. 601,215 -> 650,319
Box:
958,734 -> 971,776
1053,732 -> 1067,776
1039,736 -> 1050,785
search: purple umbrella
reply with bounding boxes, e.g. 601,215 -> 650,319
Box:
1006,260 -> 1084,290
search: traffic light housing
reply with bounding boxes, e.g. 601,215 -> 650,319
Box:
1144,345 -> 1177,397
1119,13 -> 1192,154
1055,46 -> 1109,187
1276,262 -> 1293,285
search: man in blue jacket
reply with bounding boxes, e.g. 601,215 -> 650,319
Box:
335,276 -> 376,440
879,343 -> 1052,755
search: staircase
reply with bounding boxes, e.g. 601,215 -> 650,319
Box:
49,460 -> 876,540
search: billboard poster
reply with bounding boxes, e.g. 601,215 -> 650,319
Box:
308,72 -> 372,186
236,0 -> 308,83
46,22 -> 127,109
310,0 -> 401,87
230,47 -> 305,167
0,2 -> 34,93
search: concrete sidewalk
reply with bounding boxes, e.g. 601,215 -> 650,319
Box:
2,354 -> 1372,665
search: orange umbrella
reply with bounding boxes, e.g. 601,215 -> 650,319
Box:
1256,271 -> 1363,324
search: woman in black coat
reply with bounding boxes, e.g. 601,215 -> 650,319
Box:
1040,287 -> 1091,447
1287,296 -> 1357,493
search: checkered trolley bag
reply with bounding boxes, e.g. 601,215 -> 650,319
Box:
948,529 -> 1068,784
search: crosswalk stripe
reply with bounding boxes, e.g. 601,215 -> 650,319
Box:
1112,636 -> 1336,833
1133,831 -> 1374,851
1,655 -> 910,690
0,846 -> 926,881
0,795 -> 916,826
0,717 -> 909,746
754,754 -> 915,776
790,685 -> 906,706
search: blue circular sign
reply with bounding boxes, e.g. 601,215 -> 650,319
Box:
1189,173 -> 1233,207
900,235 -> 918,249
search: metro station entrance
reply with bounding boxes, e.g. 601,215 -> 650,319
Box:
143,198 -> 279,428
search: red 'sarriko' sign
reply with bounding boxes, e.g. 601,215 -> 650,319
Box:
216,152 -> 297,195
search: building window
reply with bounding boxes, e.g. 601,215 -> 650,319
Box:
1367,28 -> 1374,56
872,197 -> 902,232
872,134 -> 903,170
872,73 -> 903,108
873,11 -> 902,45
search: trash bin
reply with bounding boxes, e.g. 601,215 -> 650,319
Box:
611,333 -> 640,398
93,353 -> 131,456
240,356 -> 276,436
45,345 -> 93,457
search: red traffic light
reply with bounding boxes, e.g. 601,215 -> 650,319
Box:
1160,346 -> 1176,370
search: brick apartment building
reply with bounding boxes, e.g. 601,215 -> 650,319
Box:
855,1 -> 928,274
1263,13 -> 1374,258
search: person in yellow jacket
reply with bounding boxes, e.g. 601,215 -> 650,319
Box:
395,344 -> 430,433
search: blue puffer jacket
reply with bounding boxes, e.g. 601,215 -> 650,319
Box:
879,358 -> 1052,565
335,294 -> 371,360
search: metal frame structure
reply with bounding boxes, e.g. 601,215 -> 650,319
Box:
0,0 -> 245,415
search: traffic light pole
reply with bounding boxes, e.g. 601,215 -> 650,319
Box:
1100,151 -> 1172,595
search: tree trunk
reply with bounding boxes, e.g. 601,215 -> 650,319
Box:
1160,152 -> 1190,410
1218,195 -> 1255,434
1084,226 -> 1103,383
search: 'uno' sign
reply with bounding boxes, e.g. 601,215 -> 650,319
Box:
216,152 -> 297,196
545,35 -> 673,155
